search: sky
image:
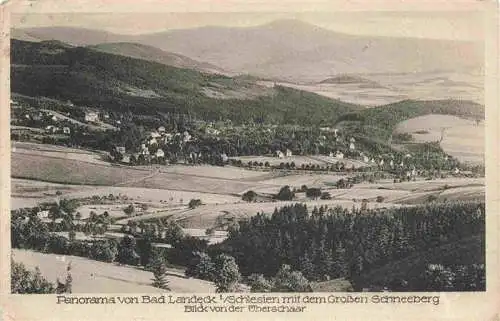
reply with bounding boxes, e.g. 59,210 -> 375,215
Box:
7,0 -> 489,41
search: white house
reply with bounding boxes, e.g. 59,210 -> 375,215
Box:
183,131 -> 192,142
405,153 -> 412,158
51,115 -> 58,122
85,111 -> 99,122
329,151 -> 334,158
350,137 -> 356,143
334,128 -> 339,137
286,149 -> 293,157
390,160 -> 394,168
335,151 -> 344,159
149,138 -> 158,145
37,210 -> 49,219
141,148 -> 150,156
454,167 -> 460,175
363,155 -> 370,163
221,153 -> 229,162
349,142 -> 356,150
156,149 -> 165,158
379,159 -> 384,166
276,150 -> 284,159
370,158 -> 376,164
63,127 -> 71,134
115,146 -> 126,154
150,132 -> 161,138
400,161 -> 404,167
164,133 -> 173,142
157,126 -> 166,133
45,125 -> 58,133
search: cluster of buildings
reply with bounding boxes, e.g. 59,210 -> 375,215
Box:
115,126 -> 195,164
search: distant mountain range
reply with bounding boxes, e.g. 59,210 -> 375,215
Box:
11,19 -> 483,82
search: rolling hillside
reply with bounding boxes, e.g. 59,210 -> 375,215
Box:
88,42 -> 227,75
11,39 -> 363,125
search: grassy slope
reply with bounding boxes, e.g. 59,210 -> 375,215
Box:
88,42 -> 225,74
11,39 -> 363,125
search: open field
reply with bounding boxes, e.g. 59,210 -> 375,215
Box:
356,177 -> 484,192
160,164 -> 276,180
12,152 -> 152,186
12,249 -> 215,293
65,186 -> 242,205
257,72 -> 483,107
396,114 -> 484,164
118,199 -> 401,229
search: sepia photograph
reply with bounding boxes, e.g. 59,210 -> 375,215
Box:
5,1 -> 490,298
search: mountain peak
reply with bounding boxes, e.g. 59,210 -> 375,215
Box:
262,19 -> 321,31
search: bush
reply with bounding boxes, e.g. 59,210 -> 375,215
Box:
11,261 -> 55,294
188,199 -> 203,209
185,252 -> 215,281
123,204 -> 135,216
242,190 -> 257,202
275,186 -> 295,201
306,188 -> 322,200
320,192 -> 332,200
427,195 -> 438,203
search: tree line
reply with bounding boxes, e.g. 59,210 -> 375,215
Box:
210,201 -> 485,291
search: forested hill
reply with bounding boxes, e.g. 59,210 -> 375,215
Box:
10,39 -> 363,125
336,99 -> 485,141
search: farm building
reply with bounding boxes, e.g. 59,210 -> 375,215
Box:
156,149 -> 165,158
164,133 -> 173,142
115,146 -> 126,154
335,151 -> 344,159
276,150 -> 285,159
45,125 -> 58,133
183,131 -> 192,142
37,210 -> 49,219
84,111 -> 99,122
286,149 -> 293,157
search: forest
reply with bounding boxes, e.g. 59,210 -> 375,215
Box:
210,201 -> 485,291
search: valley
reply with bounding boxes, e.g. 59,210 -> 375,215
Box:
9,18 -> 485,294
